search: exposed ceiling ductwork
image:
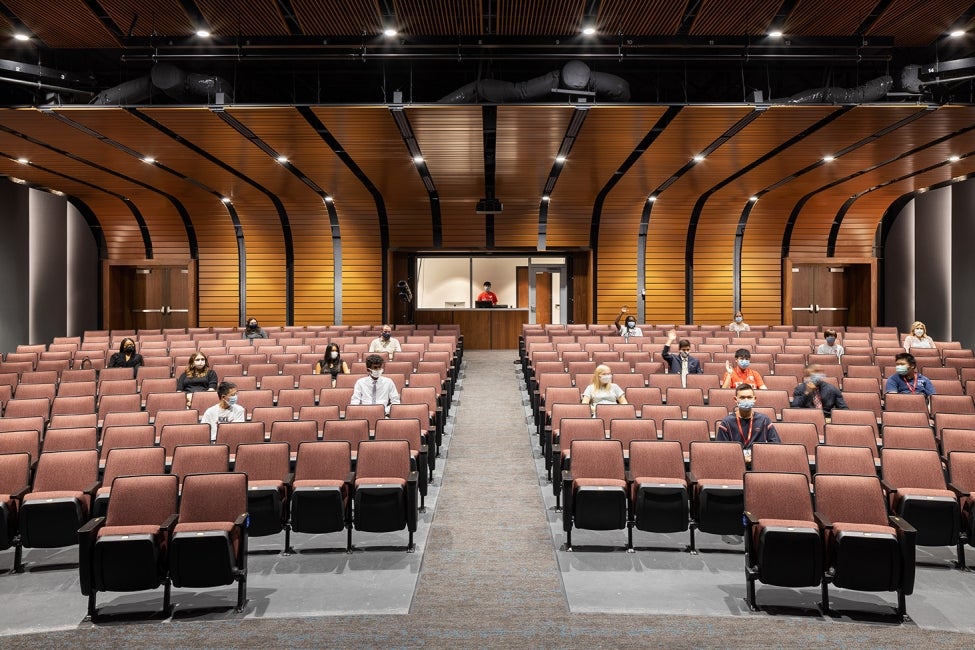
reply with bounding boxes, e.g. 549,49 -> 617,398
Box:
772,75 -> 893,104
438,60 -> 630,103
90,63 -> 234,105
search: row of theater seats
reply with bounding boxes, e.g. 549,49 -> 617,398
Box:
558,438 -> 975,619
0,325 -> 462,615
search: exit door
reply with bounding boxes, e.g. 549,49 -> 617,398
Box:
528,265 -> 566,325
109,265 -> 191,330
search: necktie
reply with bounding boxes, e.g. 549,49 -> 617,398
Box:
371,379 -> 378,404
813,390 -> 822,409
681,358 -> 688,388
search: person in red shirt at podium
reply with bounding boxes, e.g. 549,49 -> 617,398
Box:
476,281 -> 498,305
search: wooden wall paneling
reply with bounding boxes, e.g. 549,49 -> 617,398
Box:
617,107 -> 752,326
692,107 -> 837,326
408,106 -> 485,248
545,106 -> 667,249
139,108 -> 292,327
313,107 -> 433,250
494,105 -> 575,248
789,107 -> 975,258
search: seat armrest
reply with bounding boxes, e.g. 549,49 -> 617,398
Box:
890,515 -> 917,595
161,513 -> 178,535
234,513 -> 248,528
686,470 -> 697,485
78,516 -> 105,536
879,478 -> 897,495
889,515 -> 917,535
814,511 -> 833,529
947,482 -> 967,499
10,485 -> 29,502
743,510 -> 759,526
407,470 -> 419,488
83,481 -> 101,498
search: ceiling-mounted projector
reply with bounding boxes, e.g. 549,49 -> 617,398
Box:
475,198 -> 503,214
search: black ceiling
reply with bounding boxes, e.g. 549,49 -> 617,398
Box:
0,0 -> 974,106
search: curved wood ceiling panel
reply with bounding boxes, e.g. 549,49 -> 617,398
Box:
596,0 -> 686,35
98,0 -> 192,38
495,105 -> 575,247
690,0 -> 782,36
498,0 -> 585,36
783,0 -> 880,36
196,0 -> 290,36
3,0 -> 119,47
407,105 -> 484,247
546,106 -> 668,248
395,0 -> 482,35
866,0 -> 973,46
313,106 -> 433,249
291,0 -> 383,36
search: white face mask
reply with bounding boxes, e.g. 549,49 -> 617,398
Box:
329,351 -> 339,360
600,374 -> 612,384
370,368 -> 383,379
194,359 -> 206,368
914,328 -> 924,337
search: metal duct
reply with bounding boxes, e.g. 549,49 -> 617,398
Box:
438,60 -> 631,103
89,63 -> 234,105
774,75 -> 892,104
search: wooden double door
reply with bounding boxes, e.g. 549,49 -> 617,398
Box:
107,263 -> 195,330
786,261 -> 874,327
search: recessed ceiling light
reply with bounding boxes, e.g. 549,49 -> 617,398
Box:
822,155 -> 834,162
383,28 -> 398,37
949,155 -> 961,162
413,155 -> 424,164
220,196 -> 231,203
541,195 -> 550,202
693,155 -> 705,163
768,30 -> 783,38
582,26 -> 596,36
555,155 -> 566,164
950,30 -> 965,38
324,196 -> 333,203
142,156 -> 155,164
13,33 -> 29,42
196,29 -> 211,38
749,196 -> 759,202
647,195 -> 657,202
276,156 -> 288,164
16,157 -> 28,164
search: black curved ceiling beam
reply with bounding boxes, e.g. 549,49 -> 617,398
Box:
129,107 -> 295,324
538,106 -> 586,250
387,107 -> 436,249
43,111 -> 199,259
483,105 -> 497,248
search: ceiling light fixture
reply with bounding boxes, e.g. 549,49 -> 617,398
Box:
220,196 -> 231,203
541,195 -> 550,202
142,156 -> 155,164
950,30 -> 965,38
822,155 -> 834,162
647,195 -> 657,202
276,156 -> 288,163
748,196 -> 759,202
693,155 -> 705,163
196,29 -> 211,38
768,30 -> 783,38
413,155 -> 424,164
383,27 -> 398,37
555,155 -> 566,163
13,33 -> 29,42
949,155 -> 961,162
582,26 -> 596,36
16,157 -> 28,164
324,196 -> 334,203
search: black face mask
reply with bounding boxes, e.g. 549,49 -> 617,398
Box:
123,345 -> 135,354
248,322 -> 258,330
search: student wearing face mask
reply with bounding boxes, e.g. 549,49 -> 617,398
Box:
716,384 -> 779,452
314,342 -> 350,386
176,351 -> 218,403
107,337 -> 144,369
613,306 -> 643,338
351,354 -> 401,415
243,317 -> 268,340
791,363 -> 848,417
903,320 -> 935,351
476,281 -> 498,305
885,352 -> 936,396
369,323 -> 402,360
722,348 -> 766,389
815,329 -> 845,357
662,329 -> 703,386
727,311 -> 750,334
201,381 -> 245,442
580,364 -> 627,412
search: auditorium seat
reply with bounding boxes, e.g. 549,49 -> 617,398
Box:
351,440 -> 419,552
627,440 -> 690,550
92,446 -> 165,518
0,451 -> 30,567
235,442 -> 291,538
562,440 -> 627,550
375,418 -> 429,509
552,418 -> 606,508
688,441 -> 746,551
814,444 -> 876,476
269,420 -> 319,463
750,442 -> 811,480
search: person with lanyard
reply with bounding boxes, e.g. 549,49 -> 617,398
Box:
476,281 -> 498,305
716,384 -> 780,461
885,352 -> 936,396
613,306 -> 643,338
662,329 -> 703,387
350,354 -> 401,415
791,363 -> 848,417
369,323 -> 402,360
721,348 -> 766,390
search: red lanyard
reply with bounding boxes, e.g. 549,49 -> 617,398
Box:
736,414 -> 754,446
904,374 -> 918,394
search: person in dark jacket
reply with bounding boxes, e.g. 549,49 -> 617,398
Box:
791,363 -> 848,417
716,384 -> 780,452
176,350 -> 217,405
107,337 -> 143,369
662,329 -> 703,385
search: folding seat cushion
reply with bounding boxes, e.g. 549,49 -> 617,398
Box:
881,448 -> 961,553
352,440 -> 418,552
234,442 -> 291,537
562,440 -> 627,550
628,440 -> 689,541
743,472 -> 822,610
0,452 -> 31,553
375,418 -> 430,505
169,472 -> 248,610
552,418 -> 605,506
79,474 -> 179,618
947,451 -> 975,547
687,442 -> 746,545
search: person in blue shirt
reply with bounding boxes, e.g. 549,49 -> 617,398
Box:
716,384 -> 780,451
884,352 -> 936,396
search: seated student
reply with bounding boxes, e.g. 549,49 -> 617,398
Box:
721,348 -> 766,390
201,381 -> 245,442
614,306 -> 643,338
716,384 -> 780,455
107,337 -> 144,369
176,351 -> 218,405
243,317 -> 268,339
885,352 -> 936,396
314,342 -> 350,387
476,281 -> 498,305
727,311 -> 750,334
791,363 -> 848,417
351,354 -> 401,415
369,324 -> 402,360
903,320 -> 935,351
580,364 -> 628,413
815,329 -> 844,357
662,330 -> 703,386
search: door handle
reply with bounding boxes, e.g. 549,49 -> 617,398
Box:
131,308 -> 164,313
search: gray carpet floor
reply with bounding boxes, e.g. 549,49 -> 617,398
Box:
5,350 -> 975,648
